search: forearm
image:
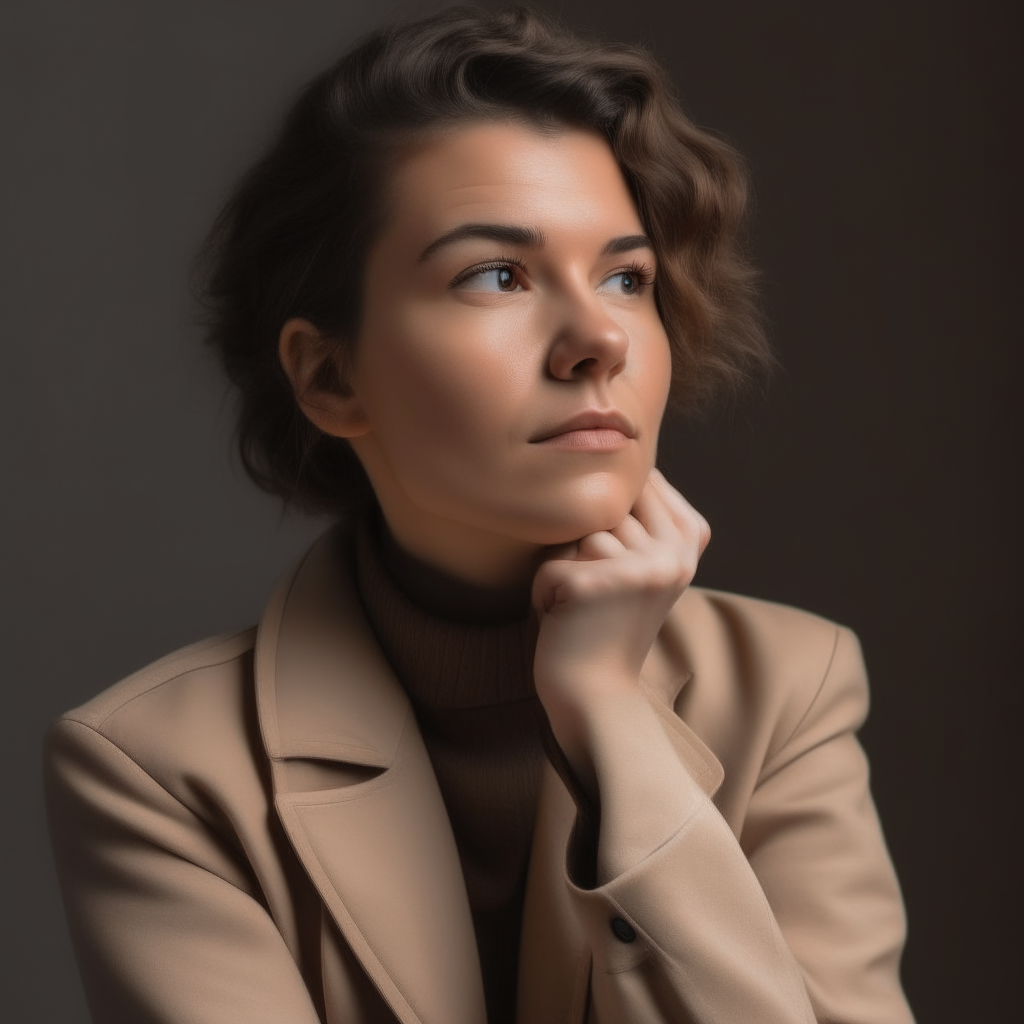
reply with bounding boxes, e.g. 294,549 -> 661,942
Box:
546,685 -> 818,1024
549,686 -> 703,885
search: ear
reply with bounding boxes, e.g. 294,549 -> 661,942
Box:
278,318 -> 371,439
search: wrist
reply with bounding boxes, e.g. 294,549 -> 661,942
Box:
534,663 -> 639,710
536,681 -> 652,803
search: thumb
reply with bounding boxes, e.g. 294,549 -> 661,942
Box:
531,554 -> 576,615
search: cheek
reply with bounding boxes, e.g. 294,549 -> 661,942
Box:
653,345 -> 673,423
630,320 -> 673,431
358,304 -> 532,474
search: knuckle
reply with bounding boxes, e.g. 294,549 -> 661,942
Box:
699,518 -> 712,547
671,549 -> 697,583
561,571 -> 592,601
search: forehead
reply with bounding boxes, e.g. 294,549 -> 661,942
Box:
382,121 -> 644,242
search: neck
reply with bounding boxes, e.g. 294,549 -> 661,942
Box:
368,504 -> 534,623
381,499 -> 545,591
358,458 -> 548,592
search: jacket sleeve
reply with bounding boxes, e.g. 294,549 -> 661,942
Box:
563,626 -> 915,1024
44,716 -> 323,1024
741,627 -> 914,1024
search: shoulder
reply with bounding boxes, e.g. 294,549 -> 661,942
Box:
662,587 -> 869,780
57,627 -> 257,732
669,586 -> 850,675
47,627 -> 260,794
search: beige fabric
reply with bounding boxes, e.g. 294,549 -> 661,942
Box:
45,522 -> 915,1024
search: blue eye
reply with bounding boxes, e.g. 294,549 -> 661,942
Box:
599,265 -> 653,295
603,271 -> 641,294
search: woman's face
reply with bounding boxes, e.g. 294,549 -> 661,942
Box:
327,121 -> 672,579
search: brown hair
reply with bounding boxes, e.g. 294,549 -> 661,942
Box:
199,4 -> 768,514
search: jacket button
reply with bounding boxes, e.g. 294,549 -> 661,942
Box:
610,917 -> 637,943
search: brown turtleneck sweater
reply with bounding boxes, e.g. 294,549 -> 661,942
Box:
352,508 -> 548,1024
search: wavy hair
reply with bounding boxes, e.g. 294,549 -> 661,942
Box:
198,4 -> 769,513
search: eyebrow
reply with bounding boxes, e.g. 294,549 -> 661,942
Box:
600,233 -> 653,256
418,224 -> 544,262
417,224 -> 654,263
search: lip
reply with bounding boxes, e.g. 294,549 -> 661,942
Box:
530,408 -> 637,444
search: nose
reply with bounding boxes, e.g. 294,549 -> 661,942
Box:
546,292 -> 629,383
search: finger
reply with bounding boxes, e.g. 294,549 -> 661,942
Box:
651,468 -> 701,526
531,556 -> 604,614
607,512 -> 648,550
545,540 -> 579,562
697,514 -> 711,556
576,529 -> 626,561
651,469 -> 711,553
531,561 -> 568,614
630,472 -> 679,543
649,468 -> 695,522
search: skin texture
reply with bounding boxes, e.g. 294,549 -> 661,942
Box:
279,121 -> 710,814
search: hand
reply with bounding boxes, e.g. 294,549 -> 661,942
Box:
531,468 -> 710,795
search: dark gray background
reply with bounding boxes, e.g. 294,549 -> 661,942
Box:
3,1 -> 1020,1020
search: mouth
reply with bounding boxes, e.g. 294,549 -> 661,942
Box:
529,409 -> 637,447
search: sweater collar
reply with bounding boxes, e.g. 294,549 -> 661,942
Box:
353,507 -> 540,710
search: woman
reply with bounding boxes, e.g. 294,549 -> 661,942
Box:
44,6 -> 915,1023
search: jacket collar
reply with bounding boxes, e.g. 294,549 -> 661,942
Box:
253,520 -> 721,1024
255,522 -> 408,767
254,521 -> 707,764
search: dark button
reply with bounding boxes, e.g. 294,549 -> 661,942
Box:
610,917 -> 637,943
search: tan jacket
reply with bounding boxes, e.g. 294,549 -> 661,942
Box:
45,523 -> 915,1024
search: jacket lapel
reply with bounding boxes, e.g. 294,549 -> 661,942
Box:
254,523 -> 487,1024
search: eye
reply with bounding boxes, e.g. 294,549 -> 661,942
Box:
599,263 -> 654,296
453,262 -> 523,292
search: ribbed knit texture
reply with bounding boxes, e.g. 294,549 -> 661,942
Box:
352,508 -> 546,1024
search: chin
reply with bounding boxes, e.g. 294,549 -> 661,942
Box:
502,475 -> 642,546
